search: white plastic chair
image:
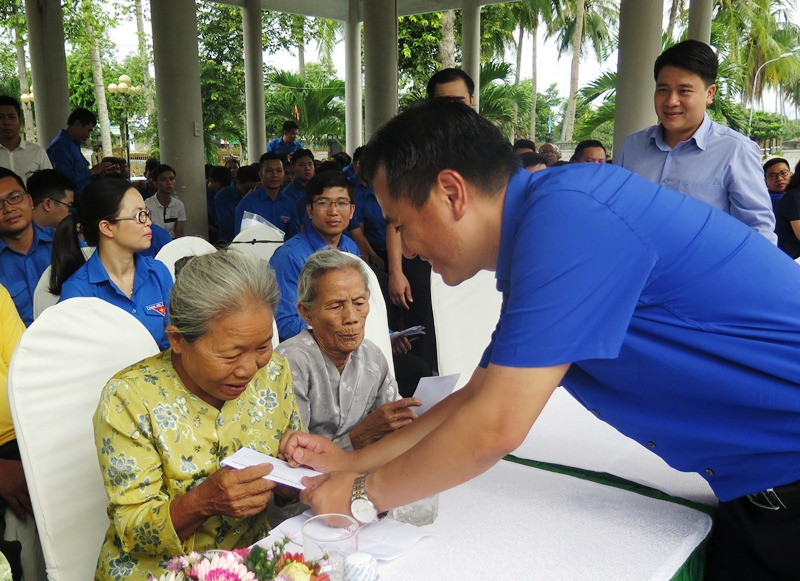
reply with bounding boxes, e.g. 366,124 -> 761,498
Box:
361,257 -> 394,375
154,236 -> 216,280
8,298 -> 160,581
230,224 -> 284,264
32,246 -> 96,320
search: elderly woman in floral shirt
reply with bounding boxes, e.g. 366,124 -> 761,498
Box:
93,250 -> 302,581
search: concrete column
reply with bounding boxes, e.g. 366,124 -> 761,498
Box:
242,0 -> 266,163
344,0 -> 363,152
688,0 -> 713,45
363,0 -> 397,140
150,0 -> 208,238
461,0 -> 481,111
612,0 -> 663,156
23,0 -> 69,146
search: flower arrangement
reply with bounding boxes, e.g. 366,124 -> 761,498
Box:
148,539 -> 330,581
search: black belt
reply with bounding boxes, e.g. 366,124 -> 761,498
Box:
747,480 -> 800,510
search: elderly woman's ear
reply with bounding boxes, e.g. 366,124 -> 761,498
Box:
165,325 -> 184,352
297,302 -> 313,326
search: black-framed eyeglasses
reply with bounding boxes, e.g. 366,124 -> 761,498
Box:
312,198 -> 353,210
47,197 -> 73,209
0,191 -> 27,209
108,209 -> 152,224
767,169 -> 790,181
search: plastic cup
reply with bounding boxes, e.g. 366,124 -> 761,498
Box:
301,513 -> 359,581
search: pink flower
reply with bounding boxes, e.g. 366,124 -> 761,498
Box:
191,554 -> 256,581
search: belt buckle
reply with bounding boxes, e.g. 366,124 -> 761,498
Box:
747,488 -> 787,510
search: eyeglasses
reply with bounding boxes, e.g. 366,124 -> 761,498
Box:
312,199 -> 352,210
767,169 -> 790,181
48,197 -> 73,209
109,209 -> 152,224
0,191 -> 26,209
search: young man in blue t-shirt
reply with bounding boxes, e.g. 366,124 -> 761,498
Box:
280,99 -> 800,580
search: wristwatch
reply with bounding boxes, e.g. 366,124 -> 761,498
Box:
350,473 -> 386,524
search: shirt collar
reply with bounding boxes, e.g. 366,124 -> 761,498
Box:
650,113 -> 711,151
496,168 -> 535,284
87,251 -> 153,290
304,226 -> 348,252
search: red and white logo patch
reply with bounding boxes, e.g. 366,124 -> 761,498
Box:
146,302 -> 166,317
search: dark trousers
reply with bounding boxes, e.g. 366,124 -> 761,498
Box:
705,496 -> 800,580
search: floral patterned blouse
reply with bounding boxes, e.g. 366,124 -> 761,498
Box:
93,349 -> 302,581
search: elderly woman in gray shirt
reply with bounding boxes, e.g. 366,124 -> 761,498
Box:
276,249 -> 421,450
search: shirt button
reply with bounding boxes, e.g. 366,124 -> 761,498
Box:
591,409 -> 600,417
705,468 -> 714,477
647,441 -> 656,449
132,308 -> 137,314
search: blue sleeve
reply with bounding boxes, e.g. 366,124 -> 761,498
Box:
47,138 -> 76,179
58,273 -> 93,302
266,139 -> 275,153
234,198 -> 247,235
723,139 -> 777,245
269,249 -> 307,342
283,210 -> 300,240
215,192 -> 236,242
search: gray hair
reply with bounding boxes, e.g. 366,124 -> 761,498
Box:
297,249 -> 370,308
169,249 -> 280,343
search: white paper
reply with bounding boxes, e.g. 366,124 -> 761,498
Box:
221,447 -> 321,490
255,511 -> 433,561
239,212 -> 286,240
412,373 -> 460,415
389,325 -> 426,341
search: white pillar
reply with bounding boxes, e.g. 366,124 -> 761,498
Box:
461,0 -> 481,111
363,0 -> 397,140
344,0 -> 363,152
23,0 -> 69,146
150,0 -> 208,238
612,0 -> 664,156
243,0 -> 265,163
688,0 -> 713,45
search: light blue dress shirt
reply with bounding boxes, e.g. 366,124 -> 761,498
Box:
617,114 -> 776,245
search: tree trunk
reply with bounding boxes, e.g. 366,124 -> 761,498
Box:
514,23 -> 523,85
666,0 -> 680,41
560,0 -> 585,143
87,23 -> 113,157
438,10 -> 456,68
14,28 -> 36,143
530,24 -> 538,141
135,0 -> 155,119
295,16 -> 306,81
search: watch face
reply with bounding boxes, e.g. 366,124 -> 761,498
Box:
351,497 -> 377,523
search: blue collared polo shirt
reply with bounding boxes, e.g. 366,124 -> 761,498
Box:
215,182 -> 244,243
0,223 -> 54,325
59,252 -> 173,349
480,164 -> 800,502
46,129 -> 92,196
234,185 -> 299,239
266,137 -> 303,156
354,182 -> 387,249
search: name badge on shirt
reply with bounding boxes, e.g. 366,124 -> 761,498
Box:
146,302 -> 166,316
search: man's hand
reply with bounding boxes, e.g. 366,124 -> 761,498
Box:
299,472 -> 361,517
391,335 -> 416,355
389,270 -> 413,310
280,430 -> 353,473
0,459 -> 32,518
349,398 -> 422,450
196,463 -> 275,519
90,161 -> 113,176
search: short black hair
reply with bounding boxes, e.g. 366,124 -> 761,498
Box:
513,139 -> 536,152
305,170 -> 354,204
67,107 -> 97,127
361,99 -> 520,208
654,40 -> 718,87
208,165 -> 232,185
291,148 -> 315,165
0,95 -> 22,118
144,158 -> 160,176
152,164 -> 175,181
0,167 -> 25,190
426,68 -> 475,99
519,152 -> 547,169
763,157 -> 790,175
331,151 -> 352,169
315,161 -> 341,174
26,169 -> 75,205
259,152 -> 283,165
282,120 -> 299,133
352,146 -> 366,164
570,140 -> 607,162
236,164 -> 260,184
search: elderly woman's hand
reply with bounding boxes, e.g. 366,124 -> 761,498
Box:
349,397 -> 422,450
280,429 -> 352,473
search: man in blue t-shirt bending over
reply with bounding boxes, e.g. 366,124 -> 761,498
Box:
280,99 -> 800,581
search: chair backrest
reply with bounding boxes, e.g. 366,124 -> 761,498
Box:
32,247 -> 96,320
429,271 -> 716,505
154,236 -> 216,280
230,224 -> 284,264
361,258 -> 394,375
8,298 -> 160,581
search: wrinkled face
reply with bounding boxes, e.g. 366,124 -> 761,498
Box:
0,106 -> 22,142
299,268 -> 369,359
156,170 -> 176,196
575,147 -> 606,164
307,186 -> 354,245
654,65 -> 715,146
260,160 -> 284,191
106,188 -> 152,252
0,177 -> 33,237
765,162 -> 792,194
170,301 -> 275,409
432,79 -> 475,108
284,128 -> 299,143
538,144 -> 560,166
294,156 -> 315,183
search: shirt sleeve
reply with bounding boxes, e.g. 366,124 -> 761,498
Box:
723,139 -> 777,245
234,198 -> 246,236
277,344 -> 312,432
0,285 -> 25,369
269,250 -> 308,341
176,200 -> 187,222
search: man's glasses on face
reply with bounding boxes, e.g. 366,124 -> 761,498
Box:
47,197 -> 73,209
108,209 -> 152,224
312,198 -> 352,210
767,169 -> 791,181
0,191 -> 27,209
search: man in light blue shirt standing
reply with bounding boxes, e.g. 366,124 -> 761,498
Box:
617,40 -> 776,244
